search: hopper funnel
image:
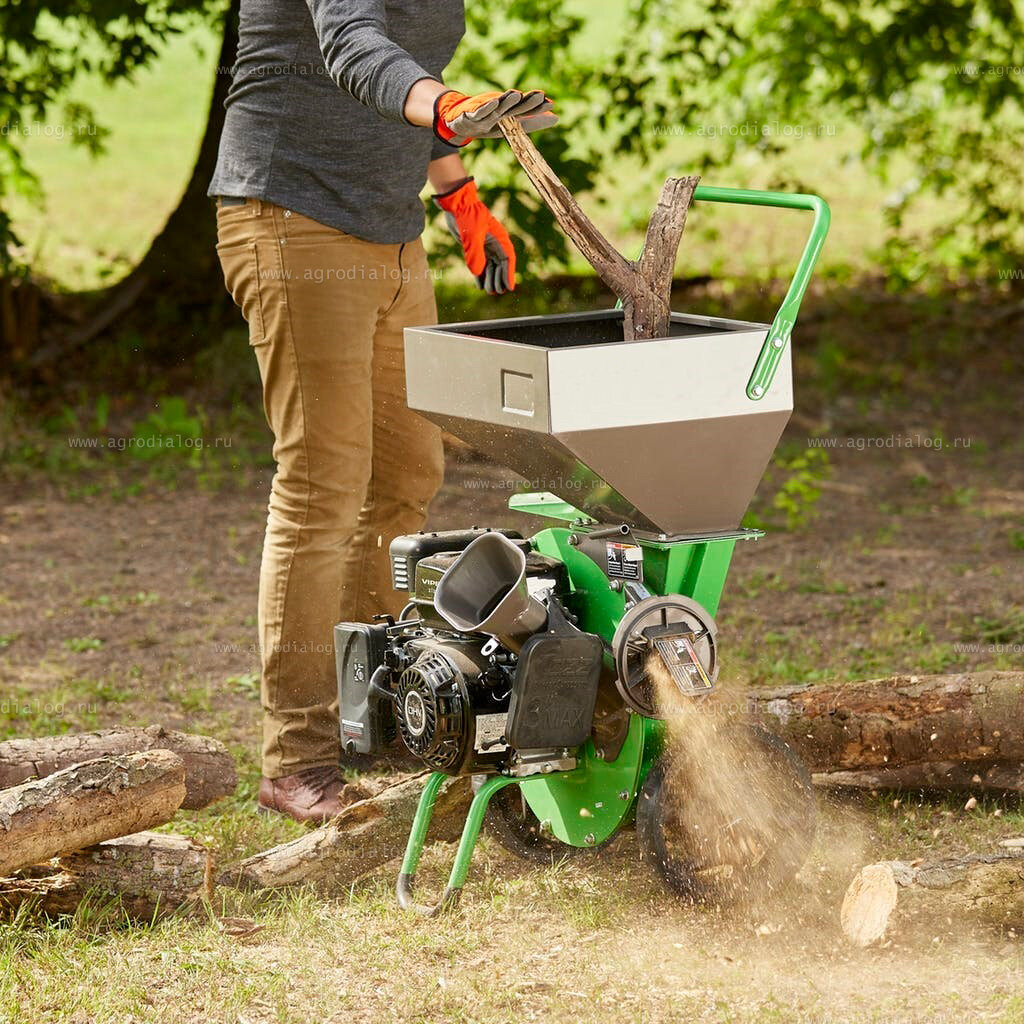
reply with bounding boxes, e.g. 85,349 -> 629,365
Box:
404,309 -> 792,535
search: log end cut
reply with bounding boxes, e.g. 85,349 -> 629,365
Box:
841,863 -> 898,947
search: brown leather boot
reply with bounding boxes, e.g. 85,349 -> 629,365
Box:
258,765 -> 348,824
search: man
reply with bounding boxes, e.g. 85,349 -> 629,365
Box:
209,0 -> 555,822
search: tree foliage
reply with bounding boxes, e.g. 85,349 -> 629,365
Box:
2,0 -> 1023,284
722,0 -> 1024,280
451,0 -> 1024,280
0,0 -> 222,273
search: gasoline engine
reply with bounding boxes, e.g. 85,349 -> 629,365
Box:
338,528 -> 612,780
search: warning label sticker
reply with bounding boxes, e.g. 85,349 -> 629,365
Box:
653,634 -> 715,695
606,541 -> 643,581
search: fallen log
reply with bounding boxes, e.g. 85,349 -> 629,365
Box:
841,848 -> 1024,946
222,772 -> 472,891
0,750 -> 186,876
0,726 -> 237,809
747,670 -> 1024,792
227,671 -> 1024,891
0,832 -> 212,920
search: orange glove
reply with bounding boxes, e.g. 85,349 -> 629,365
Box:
435,178 -> 516,295
433,89 -> 557,147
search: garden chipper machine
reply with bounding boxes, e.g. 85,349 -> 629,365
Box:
335,184 -> 830,914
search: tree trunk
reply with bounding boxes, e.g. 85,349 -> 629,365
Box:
0,750 -> 186,876
226,671 -> 1024,892
222,772 -> 472,891
0,726 -> 237,810
746,670 -> 1024,792
131,0 -> 240,304
0,832 -> 212,921
841,848 -> 1024,946
27,0 -> 240,371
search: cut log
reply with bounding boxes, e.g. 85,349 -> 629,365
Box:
0,725 -> 237,809
841,849 -> 1024,946
0,832 -> 212,920
222,772 -> 472,891
498,115 -> 698,341
0,750 -> 186,876
746,670 -> 1024,792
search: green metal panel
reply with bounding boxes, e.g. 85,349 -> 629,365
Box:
516,526 -> 759,845
637,536 -> 741,617
518,715 -> 647,846
508,491 -> 593,523
532,527 -> 626,640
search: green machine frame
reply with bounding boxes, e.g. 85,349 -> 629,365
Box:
396,186 -> 830,915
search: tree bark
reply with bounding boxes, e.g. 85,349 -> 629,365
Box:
222,772 -> 472,891
0,750 -> 186,876
746,670 -> 1024,792
841,849 -> 1024,946
0,726 -> 237,810
0,832 -> 212,921
130,0 -> 239,303
498,116 -> 698,341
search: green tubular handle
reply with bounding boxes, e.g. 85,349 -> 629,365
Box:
690,186 -> 830,400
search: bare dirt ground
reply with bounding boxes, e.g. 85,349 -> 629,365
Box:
1,284 -> 1023,1022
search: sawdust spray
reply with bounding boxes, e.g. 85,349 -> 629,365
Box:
644,654 -> 817,906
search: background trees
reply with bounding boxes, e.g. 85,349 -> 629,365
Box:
2,0 -> 1022,375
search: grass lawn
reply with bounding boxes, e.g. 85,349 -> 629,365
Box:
3,10 -> 1023,1023
7,27 -> 217,290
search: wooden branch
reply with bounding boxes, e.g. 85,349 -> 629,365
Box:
0,726 -> 237,810
222,772 -> 472,891
746,670 -> 1024,791
812,762 -> 1024,793
28,272 -> 149,369
841,849 -> 1024,946
0,832 -> 212,921
498,116 -> 698,341
631,176 -> 699,340
0,751 -> 186,876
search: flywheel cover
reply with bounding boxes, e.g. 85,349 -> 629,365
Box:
610,595 -> 718,717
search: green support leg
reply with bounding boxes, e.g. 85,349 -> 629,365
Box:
397,773 -> 516,915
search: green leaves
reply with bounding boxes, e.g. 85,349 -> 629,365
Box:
446,0 -> 1024,280
2,0 -> 1022,283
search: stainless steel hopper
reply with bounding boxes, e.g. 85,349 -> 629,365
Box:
404,309 -> 789,534
403,187 -> 830,535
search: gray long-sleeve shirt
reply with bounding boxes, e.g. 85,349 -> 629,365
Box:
209,0 -> 465,244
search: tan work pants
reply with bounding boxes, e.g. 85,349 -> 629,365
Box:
216,199 -> 444,777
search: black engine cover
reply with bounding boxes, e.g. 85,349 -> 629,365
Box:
394,641 -> 509,775
335,622 -> 393,755
411,549 -> 568,630
389,528 -> 523,592
506,611 -> 603,750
